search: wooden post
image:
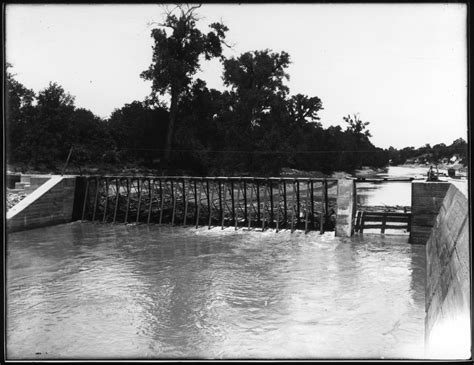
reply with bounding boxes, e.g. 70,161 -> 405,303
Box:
230,180 -> 235,226
102,177 -> 109,223
304,181 -> 311,233
195,180 -> 202,228
182,178 -> 186,225
319,212 -> 324,234
283,181 -> 287,224
124,177 -> 131,224
276,182 -> 280,233
296,180 -> 300,224
218,180 -> 223,225
159,179 -> 164,225
208,180 -> 214,229
235,180 -> 241,230
184,180 -> 189,226
243,180 -> 247,225
310,181 -> 315,229
147,179 -> 153,224
324,179 -> 329,224
262,181 -> 267,232
113,178 -> 121,224
381,212 -> 387,233
291,181 -> 296,233
81,178 -> 90,221
92,177 -> 101,223
171,180 -> 177,226
248,182 -> 254,230
136,179 -> 142,224
269,180 -> 274,228
354,211 -> 362,232
193,179 -> 198,224
221,180 -> 227,229
256,180 -> 261,224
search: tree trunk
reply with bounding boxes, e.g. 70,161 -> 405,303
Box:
163,92 -> 178,167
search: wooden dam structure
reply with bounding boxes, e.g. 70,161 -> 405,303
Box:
80,176 -> 339,233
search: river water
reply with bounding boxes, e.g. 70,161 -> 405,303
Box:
6,167 -> 428,360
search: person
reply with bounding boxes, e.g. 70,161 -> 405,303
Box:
427,166 -> 439,181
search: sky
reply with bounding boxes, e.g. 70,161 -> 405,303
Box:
5,3 -> 467,149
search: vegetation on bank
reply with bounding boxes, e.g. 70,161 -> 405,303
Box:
5,6 -> 467,177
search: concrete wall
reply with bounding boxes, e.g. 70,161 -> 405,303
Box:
410,182 -> 451,244
425,183 -> 470,359
7,176 -> 78,232
335,179 -> 356,237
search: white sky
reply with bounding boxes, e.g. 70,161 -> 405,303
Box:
5,3 -> 467,149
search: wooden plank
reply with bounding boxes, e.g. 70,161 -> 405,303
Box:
362,216 -> 410,223
363,224 -> 409,230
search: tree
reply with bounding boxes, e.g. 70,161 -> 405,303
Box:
24,82 -> 76,167
141,4 -> 229,166
287,93 -> 323,127
5,64 -> 36,164
107,101 -> 169,165
223,49 -> 290,127
343,113 -> 372,139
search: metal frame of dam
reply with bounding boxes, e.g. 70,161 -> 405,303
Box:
79,176 -> 339,233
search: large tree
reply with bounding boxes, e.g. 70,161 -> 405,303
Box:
5,65 -> 35,164
141,4 -> 228,166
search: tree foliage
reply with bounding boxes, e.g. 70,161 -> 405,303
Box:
141,4 -> 229,164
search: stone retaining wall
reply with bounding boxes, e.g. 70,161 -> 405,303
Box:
425,183 -> 470,359
7,176 -> 78,232
410,182 -> 451,244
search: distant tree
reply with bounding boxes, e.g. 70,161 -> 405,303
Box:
141,4 -> 229,166
221,49 -> 293,174
287,93 -> 323,127
5,64 -> 36,164
26,82 -> 76,167
343,113 -> 372,139
107,101 -> 169,165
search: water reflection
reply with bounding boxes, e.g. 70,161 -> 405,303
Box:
355,166 -> 429,208
7,223 -> 425,359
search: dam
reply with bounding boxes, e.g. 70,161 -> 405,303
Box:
5,170 -> 470,359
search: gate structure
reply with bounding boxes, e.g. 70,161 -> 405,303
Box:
81,176 -> 338,233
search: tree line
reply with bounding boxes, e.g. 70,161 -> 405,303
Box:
387,139 -> 468,167
5,6 -> 465,176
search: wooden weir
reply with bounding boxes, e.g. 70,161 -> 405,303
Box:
354,211 -> 411,233
80,176 -> 337,233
